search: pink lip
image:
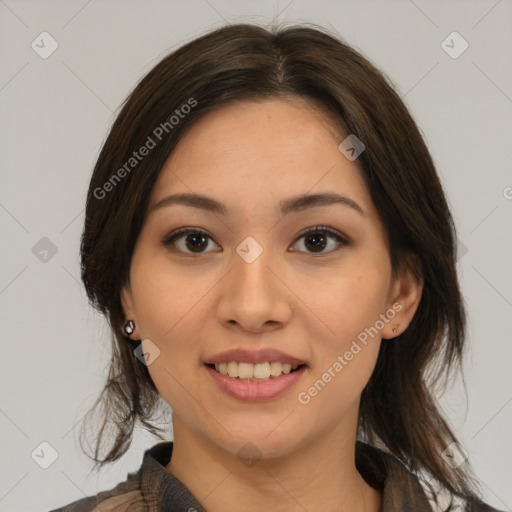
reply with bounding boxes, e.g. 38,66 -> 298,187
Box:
204,348 -> 307,366
205,364 -> 308,401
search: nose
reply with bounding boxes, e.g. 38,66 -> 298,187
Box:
216,244 -> 293,334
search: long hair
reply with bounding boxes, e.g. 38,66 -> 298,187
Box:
79,22 -> 485,509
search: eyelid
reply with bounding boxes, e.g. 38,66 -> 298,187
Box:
293,225 -> 350,245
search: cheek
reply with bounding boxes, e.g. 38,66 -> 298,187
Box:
309,255 -> 391,343
299,252 -> 390,399
296,270 -> 386,416
130,247 -> 209,337
132,278 -> 208,419
128,250 -> 209,400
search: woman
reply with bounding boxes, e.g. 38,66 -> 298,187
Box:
50,22 -> 504,512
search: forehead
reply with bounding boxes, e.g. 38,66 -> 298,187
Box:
149,98 -> 371,215
170,97 -> 344,161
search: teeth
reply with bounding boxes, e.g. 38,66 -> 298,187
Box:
270,361 -> 285,376
254,362 -> 271,379
227,361 -> 239,378
238,362 -> 253,379
213,361 -> 299,381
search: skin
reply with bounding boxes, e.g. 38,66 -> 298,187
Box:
121,97 -> 423,512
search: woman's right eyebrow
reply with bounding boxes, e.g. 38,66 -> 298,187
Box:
149,192 -> 365,217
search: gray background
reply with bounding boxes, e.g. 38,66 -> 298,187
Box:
0,1 -> 511,511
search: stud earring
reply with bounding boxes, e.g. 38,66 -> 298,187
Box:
123,320 -> 135,336
392,325 -> 400,334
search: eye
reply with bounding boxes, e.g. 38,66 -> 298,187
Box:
161,225 -> 349,255
161,227 -> 220,254
290,225 -> 349,254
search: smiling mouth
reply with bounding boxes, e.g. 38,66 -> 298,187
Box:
205,362 -> 307,382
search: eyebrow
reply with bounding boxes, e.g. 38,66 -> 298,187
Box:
149,192 -> 365,217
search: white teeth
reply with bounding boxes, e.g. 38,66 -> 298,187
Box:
253,362 -> 271,379
238,362 -> 253,379
213,361 -> 300,381
270,361 -> 283,376
227,361 -> 239,378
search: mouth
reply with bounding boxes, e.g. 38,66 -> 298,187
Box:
204,361 -> 309,401
204,361 -> 308,382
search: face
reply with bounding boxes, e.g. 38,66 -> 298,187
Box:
121,97 -> 421,460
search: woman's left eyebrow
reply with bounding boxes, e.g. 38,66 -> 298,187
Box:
149,192 -> 365,217
279,192 -> 365,217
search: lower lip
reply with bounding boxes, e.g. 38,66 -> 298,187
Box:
205,364 -> 307,401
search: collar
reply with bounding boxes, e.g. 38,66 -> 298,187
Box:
139,440 -> 434,512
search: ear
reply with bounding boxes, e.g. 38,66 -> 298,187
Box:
120,281 -> 139,339
381,264 -> 423,340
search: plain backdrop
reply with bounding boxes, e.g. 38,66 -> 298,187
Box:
0,1 -> 511,511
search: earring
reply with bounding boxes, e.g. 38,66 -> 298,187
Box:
123,320 -> 135,336
392,325 -> 400,334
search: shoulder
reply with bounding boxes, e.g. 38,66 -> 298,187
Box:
356,441 -> 506,512
48,470 -> 144,512
419,481 -> 506,512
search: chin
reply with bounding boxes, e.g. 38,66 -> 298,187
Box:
212,428 -> 302,461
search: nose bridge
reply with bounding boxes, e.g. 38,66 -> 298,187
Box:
232,234 -> 275,296
217,234 -> 291,330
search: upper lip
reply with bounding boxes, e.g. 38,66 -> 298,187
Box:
204,348 -> 308,366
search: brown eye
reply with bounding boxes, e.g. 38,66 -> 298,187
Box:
290,226 -> 349,254
162,228 -> 220,254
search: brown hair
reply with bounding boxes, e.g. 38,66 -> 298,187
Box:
79,22 -> 486,509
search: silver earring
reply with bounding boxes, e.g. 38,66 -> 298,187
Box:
392,325 -> 400,334
123,320 -> 135,336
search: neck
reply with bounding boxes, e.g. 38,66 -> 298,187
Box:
166,418 -> 382,512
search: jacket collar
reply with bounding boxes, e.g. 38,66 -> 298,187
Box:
139,440 -> 434,511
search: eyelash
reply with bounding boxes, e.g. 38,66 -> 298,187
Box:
161,225 -> 349,256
